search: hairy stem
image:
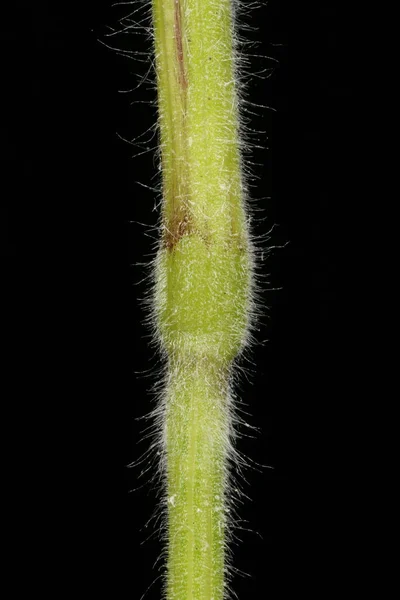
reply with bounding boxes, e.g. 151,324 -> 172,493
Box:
165,358 -> 229,599
151,1 -> 253,598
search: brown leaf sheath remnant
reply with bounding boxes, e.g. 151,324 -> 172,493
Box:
163,205 -> 194,250
162,0 -> 191,251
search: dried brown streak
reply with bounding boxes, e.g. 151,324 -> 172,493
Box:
163,0 -> 190,252
174,0 -> 187,89
163,207 -> 193,251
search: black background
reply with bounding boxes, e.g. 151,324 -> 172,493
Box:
3,0 -> 356,597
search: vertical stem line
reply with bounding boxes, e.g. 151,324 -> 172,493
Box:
187,378 -> 197,599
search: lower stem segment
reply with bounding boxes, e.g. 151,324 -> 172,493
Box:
165,357 -> 230,600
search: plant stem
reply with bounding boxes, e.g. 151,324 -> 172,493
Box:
165,357 -> 229,599
151,1 -> 253,598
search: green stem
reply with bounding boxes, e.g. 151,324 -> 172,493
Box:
165,357 -> 230,599
151,1 -> 253,598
